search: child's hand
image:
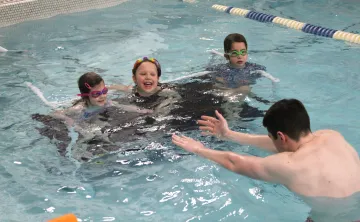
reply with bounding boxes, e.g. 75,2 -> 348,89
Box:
65,118 -> 75,126
138,108 -> 153,114
125,84 -> 133,92
210,49 -> 225,57
252,70 -> 280,83
108,84 -> 133,92
272,77 -> 280,83
215,77 -> 225,83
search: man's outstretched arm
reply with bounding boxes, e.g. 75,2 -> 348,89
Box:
172,134 -> 292,183
198,110 -> 278,153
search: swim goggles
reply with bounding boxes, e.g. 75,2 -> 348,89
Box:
225,49 -> 248,57
77,87 -> 108,98
132,57 -> 162,76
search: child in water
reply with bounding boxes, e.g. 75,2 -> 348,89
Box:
28,72 -> 155,161
51,72 -> 152,126
109,57 -> 181,114
207,33 -> 278,97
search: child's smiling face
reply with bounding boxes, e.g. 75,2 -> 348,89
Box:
88,81 -> 107,107
133,61 -> 159,96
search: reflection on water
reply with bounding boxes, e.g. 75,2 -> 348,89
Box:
301,192 -> 360,222
1,0 -> 360,220
31,76 -> 267,164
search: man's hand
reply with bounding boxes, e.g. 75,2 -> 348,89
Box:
197,110 -> 230,140
172,134 -> 206,153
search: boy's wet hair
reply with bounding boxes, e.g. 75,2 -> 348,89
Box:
78,72 -> 104,96
224,33 -> 248,53
263,99 -> 311,141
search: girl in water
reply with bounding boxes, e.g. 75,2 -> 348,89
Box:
29,72 -> 153,161
109,57 -> 181,114
45,71 -> 152,126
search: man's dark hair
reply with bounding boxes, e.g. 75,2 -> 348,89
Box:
263,99 -> 311,141
224,33 -> 248,53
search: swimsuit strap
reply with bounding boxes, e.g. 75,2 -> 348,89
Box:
81,100 -> 111,120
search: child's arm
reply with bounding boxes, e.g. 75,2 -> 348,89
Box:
112,101 -> 153,114
249,64 -> 279,83
0,45 -> 8,52
163,71 -> 213,83
108,84 -> 133,92
210,49 -> 225,57
25,82 -> 58,109
50,103 -> 84,126
51,110 -> 75,126
204,51 -> 222,71
252,70 -> 280,83
26,81 -> 80,126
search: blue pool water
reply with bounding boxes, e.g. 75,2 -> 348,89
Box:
0,0 -> 360,221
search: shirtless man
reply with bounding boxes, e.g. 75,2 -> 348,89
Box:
172,99 -> 360,221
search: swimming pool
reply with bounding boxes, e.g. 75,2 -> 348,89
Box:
0,0 -> 359,221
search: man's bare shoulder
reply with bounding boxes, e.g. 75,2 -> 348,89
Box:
273,152 -> 300,166
260,152 -> 296,184
314,129 -> 343,138
265,152 -> 294,165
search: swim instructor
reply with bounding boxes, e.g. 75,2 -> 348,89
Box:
172,99 -> 360,221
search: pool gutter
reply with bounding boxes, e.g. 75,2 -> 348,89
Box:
0,0 -> 128,28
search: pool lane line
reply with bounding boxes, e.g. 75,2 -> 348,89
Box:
212,4 -> 360,44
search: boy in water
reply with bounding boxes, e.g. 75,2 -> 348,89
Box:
206,33 -> 271,96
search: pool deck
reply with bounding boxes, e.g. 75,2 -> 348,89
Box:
0,0 -> 128,28
0,0 -> 36,7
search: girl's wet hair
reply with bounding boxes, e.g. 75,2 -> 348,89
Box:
78,72 -> 104,96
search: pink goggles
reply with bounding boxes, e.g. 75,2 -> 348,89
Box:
77,87 -> 108,98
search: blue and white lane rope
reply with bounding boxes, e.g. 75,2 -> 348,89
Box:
212,4 -> 360,44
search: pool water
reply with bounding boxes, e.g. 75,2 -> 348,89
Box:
0,0 -> 359,221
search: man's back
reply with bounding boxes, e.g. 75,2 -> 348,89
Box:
288,130 -> 360,198
173,98 -> 360,221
